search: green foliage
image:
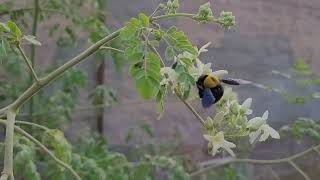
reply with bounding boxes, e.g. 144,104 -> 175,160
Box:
166,0 -> 179,14
193,2 -> 214,23
14,135 -> 41,180
89,85 -> 117,107
165,26 -> 197,55
216,11 -> 236,29
42,129 -> 72,164
269,59 -> 320,104
174,63 -> 195,99
129,52 -> 161,99
281,118 -> 320,143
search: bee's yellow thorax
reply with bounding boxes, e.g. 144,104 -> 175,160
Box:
204,76 -> 220,88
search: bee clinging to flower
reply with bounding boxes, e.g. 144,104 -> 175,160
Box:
197,75 -> 240,108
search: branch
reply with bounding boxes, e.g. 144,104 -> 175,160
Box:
4,28 -> 121,111
29,0 -> 40,122
15,120 -> 49,131
16,44 -> 39,82
288,160 -> 310,180
151,13 -> 196,21
100,46 -> 124,53
0,119 -> 81,180
190,144 -> 320,177
1,110 -> 17,180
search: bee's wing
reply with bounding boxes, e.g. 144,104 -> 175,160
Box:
202,88 -> 216,108
220,78 -> 240,85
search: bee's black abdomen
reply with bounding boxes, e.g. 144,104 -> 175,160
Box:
211,85 -> 224,103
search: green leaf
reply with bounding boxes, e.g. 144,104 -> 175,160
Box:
7,20 -> 22,39
175,64 -> 195,99
42,129 -> 72,164
129,52 -> 161,99
23,35 -> 41,46
120,18 -> 141,40
165,26 -> 197,55
139,13 -> 149,27
124,47 -> 144,64
0,22 -> 10,32
0,39 -> 7,64
165,46 -> 175,61
156,87 -> 166,115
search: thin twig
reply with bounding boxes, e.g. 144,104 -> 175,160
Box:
190,144 -> 320,177
288,160 -> 310,180
312,146 -> 320,155
15,120 -> 49,131
100,46 -> 124,53
268,166 -> 281,180
151,13 -> 196,21
149,4 -> 163,18
17,44 -> 39,82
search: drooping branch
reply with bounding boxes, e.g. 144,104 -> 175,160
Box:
190,145 -> 320,179
0,119 -> 81,180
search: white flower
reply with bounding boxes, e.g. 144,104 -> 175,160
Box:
160,67 -> 178,87
247,111 -> 280,144
203,132 -> 236,157
189,59 -> 213,78
231,98 -> 253,115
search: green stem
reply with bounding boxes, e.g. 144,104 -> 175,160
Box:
151,13 -> 195,21
15,120 -> 49,131
100,46 -> 124,53
16,44 -> 39,82
288,160 -> 310,180
190,144 -> 320,177
7,28 -> 121,111
1,110 -> 17,180
29,0 -> 40,123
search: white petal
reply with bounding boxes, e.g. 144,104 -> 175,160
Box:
259,131 -> 269,142
223,140 -> 236,148
198,42 -> 212,54
211,70 -> 228,77
224,147 -> 236,157
203,135 -> 212,141
249,130 -> 261,144
245,109 -> 253,115
262,110 -> 269,120
268,126 -> 280,139
247,117 -> 264,128
242,98 -> 252,109
211,145 -> 219,156
214,112 -> 225,123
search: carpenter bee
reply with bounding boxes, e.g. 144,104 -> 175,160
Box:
197,75 -> 240,108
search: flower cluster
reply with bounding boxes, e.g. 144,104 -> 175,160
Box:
158,42 -> 280,157
193,2 -> 214,23
204,89 -> 280,156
